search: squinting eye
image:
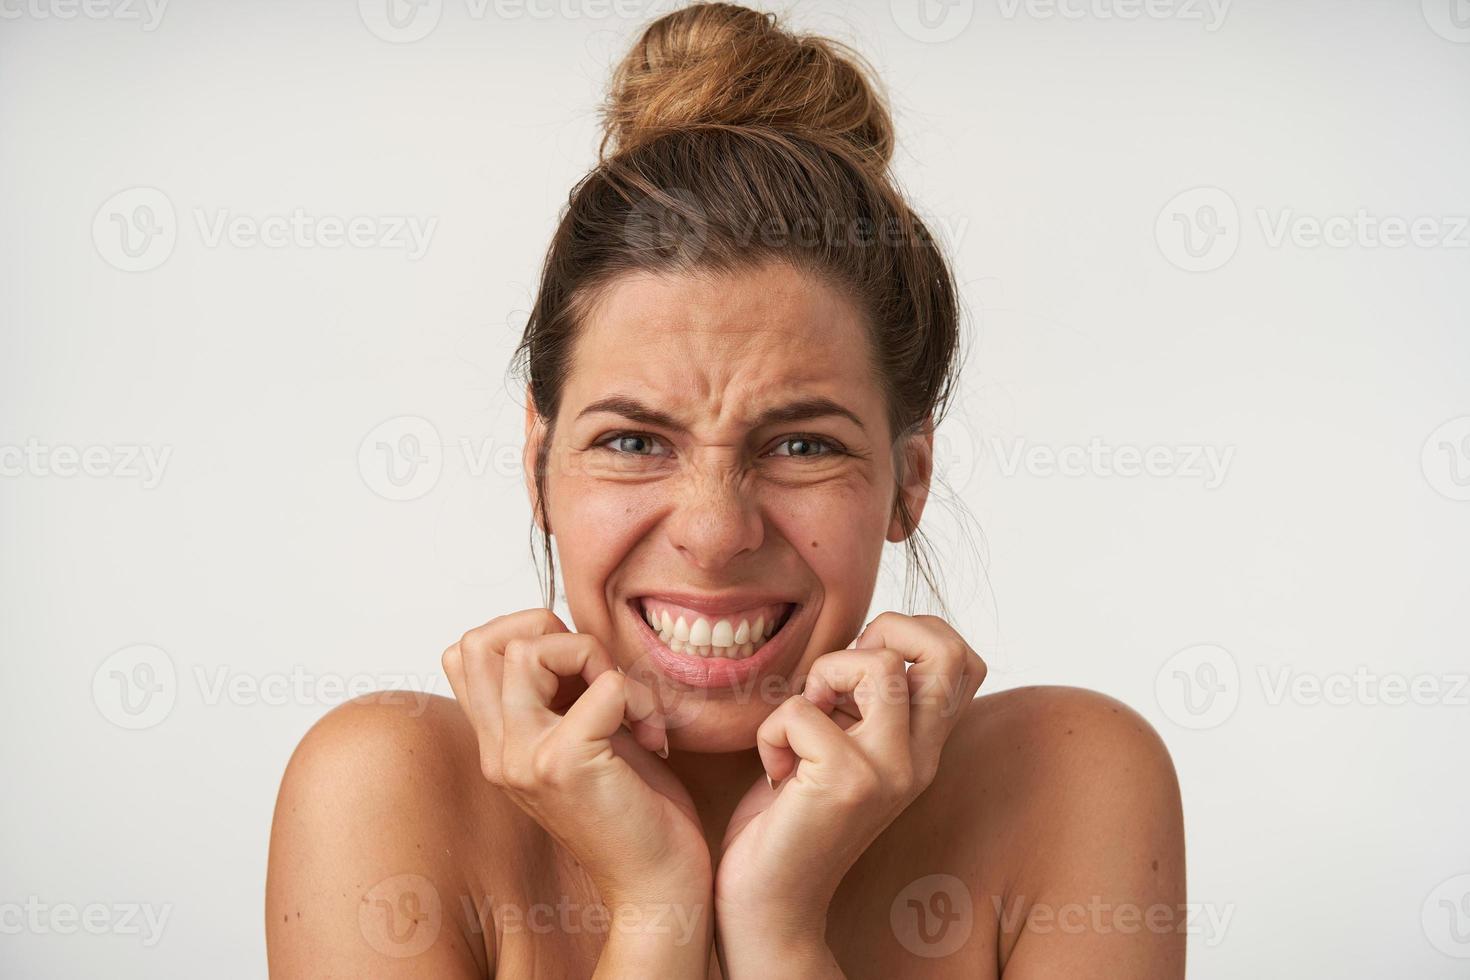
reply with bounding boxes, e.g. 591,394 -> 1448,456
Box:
770,436 -> 842,459
598,432 -> 670,457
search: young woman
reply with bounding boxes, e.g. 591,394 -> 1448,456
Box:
265,4 -> 1185,977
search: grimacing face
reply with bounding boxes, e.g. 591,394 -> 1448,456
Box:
522,259 -> 933,752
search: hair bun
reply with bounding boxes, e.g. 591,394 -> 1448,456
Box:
600,2 -> 894,175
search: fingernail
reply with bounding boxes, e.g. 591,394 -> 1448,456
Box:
656,735 -> 669,759
766,773 -> 781,792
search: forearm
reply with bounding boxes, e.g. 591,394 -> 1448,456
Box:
592,898 -> 714,980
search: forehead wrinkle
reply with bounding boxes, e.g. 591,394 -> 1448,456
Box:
567,263 -> 879,438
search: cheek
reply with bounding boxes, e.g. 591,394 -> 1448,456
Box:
766,480 -> 890,642
546,467 -> 657,627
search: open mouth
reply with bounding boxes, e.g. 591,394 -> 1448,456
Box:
629,597 -> 798,661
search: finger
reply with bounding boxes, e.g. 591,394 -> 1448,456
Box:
756,694 -> 865,789
452,605 -> 573,719
469,608 -> 589,711
460,635 -> 507,750
442,642 -> 467,704
501,634 -> 665,753
801,649 -> 911,751
555,669 -> 667,758
855,613 -> 985,746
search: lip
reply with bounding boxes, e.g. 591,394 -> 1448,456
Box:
634,591 -> 802,617
627,595 -> 804,690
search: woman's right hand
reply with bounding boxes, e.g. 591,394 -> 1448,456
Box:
442,608 -> 713,911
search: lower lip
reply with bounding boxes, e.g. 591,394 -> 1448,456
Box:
628,600 -> 800,690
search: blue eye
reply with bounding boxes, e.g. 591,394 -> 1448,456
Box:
770,436 -> 842,458
598,432 -> 669,457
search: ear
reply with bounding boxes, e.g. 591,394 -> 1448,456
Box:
522,385 -> 549,535
886,416 -> 935,543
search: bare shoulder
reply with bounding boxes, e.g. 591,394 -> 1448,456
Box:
933,686 -> 1186,977
948,684 -> 1180,802
265,692 -> 515,978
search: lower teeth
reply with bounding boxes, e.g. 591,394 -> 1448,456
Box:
665,638 -> 761,660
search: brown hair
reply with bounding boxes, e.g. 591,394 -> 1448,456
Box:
511,1 -> 965,617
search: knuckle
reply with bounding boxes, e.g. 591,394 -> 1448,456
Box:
969,653 -> 989,690
875,648 -> 905,675
460,620 -> 499,655
500,755 -> 533,791
529,744 -> 564,786
870,611 -> 904,630
478,742 -> 506,785
593,669 -> 626,698
839,763 -> 883,804
888,761 -> 917,800
503,637 -> 530,665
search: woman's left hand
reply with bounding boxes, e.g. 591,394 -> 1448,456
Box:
712,612 -> 987,973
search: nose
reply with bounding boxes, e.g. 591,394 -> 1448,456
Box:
664,452 -> 765,572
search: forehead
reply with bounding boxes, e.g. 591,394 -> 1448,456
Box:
564,261 -> 880,426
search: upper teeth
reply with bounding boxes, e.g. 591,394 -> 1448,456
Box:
640,603 -> 784,660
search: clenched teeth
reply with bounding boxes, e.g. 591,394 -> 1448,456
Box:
638,601 -> 788,660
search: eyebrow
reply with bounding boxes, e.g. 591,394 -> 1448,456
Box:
575,394 -> 866,433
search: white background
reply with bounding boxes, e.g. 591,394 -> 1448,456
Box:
2,0 -> 1468,976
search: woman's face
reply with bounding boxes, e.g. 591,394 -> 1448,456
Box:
527,259 -> 932,752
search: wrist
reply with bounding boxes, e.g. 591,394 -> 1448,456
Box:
716,885 -> 832,947
715,928 -> 839,979
594,897 -> 713,978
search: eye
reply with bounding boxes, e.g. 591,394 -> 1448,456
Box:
596,432 -> 671,457
769,435 -> 845,459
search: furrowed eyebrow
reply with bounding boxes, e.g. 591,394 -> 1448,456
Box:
576,394 -> 866,433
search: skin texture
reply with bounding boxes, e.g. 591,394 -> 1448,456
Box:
265,260 -> 1187,978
